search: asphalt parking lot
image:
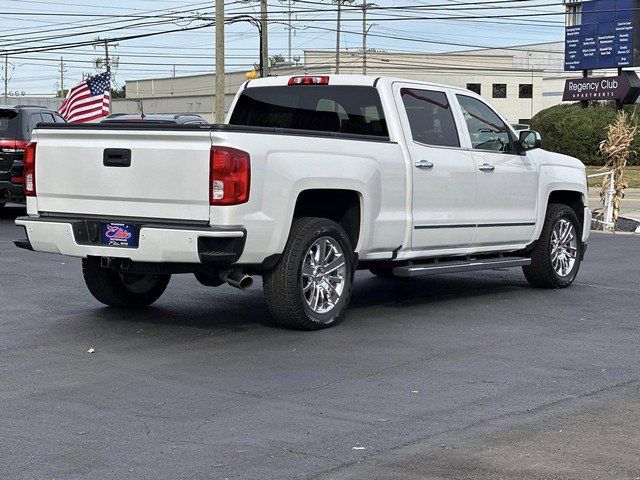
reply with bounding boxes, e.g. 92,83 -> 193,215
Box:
1,204 -> 639,480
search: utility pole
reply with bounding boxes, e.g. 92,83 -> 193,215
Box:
336,0 -> 342,74
3,54 -> 8,103
361,2 -> 374,75
103,40 -> 111,71
102,40 -> 112,114
334,0 -> 353,74
260,0 -> 269,77
362,0 -> 366,75
59,57 -> 65,97
288,0 -> 292,63
215,0 -> 225,123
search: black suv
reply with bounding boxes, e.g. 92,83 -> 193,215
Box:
0,105 -> 66,207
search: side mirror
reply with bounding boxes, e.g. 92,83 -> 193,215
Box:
518,130 -> 542,152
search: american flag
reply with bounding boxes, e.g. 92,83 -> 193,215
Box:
59,70 -> 111,123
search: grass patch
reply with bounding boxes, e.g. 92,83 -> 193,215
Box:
587,166 -> 640,188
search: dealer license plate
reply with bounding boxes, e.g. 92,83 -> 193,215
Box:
101,223 -> 136,247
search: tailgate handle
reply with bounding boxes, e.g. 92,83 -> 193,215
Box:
103,149 -> 131,167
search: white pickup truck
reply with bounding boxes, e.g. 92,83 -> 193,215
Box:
15,75 -> 590,330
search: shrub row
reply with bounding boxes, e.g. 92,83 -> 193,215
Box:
529,101 -> 640,166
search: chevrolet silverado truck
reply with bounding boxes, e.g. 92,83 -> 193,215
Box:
15,75 -> 590,330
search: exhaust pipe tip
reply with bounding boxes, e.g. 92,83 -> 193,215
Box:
220,270 -> 253,290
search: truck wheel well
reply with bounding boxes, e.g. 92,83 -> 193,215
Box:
548,190 -> 585,232
293,189 -> 361,250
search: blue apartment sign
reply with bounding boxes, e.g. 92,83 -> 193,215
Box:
564,0 -> 640,71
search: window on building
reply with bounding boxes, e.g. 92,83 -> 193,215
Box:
456,94 -> 514,153
466,83 -> 481,95
566,4 -> 582,27
492,84 -> 507,99
400,88 -> 460,148
519,84 -> 533,99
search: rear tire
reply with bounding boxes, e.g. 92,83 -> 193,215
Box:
82,257 -> 170,308
263,217 -> 355,330
523,204 -> 582,289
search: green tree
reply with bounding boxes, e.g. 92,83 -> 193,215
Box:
111,86 -> 126,99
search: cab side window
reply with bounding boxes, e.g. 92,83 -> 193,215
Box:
41,113 -> 55,123
401,88 -> 460,148
456,95 -> 514,153
25,113 -> 44,140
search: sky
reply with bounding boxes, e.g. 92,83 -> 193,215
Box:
0,0 -> 565,95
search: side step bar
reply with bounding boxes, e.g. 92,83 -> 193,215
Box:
393,256 -> 531,278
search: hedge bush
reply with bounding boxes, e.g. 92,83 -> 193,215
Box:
529,101 -> 640,166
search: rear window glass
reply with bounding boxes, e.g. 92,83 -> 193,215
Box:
0,110 -> 18,138
229,85 -> 389,138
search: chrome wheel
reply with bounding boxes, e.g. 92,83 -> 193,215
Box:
550,219 -> 577,277
301,237 -> 347,315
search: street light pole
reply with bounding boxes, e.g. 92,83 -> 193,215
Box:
215,0 -> 225,123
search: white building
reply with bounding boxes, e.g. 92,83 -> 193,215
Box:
303,41 -> 587,124
112,41 -> 591,124
114,68 -> 303,122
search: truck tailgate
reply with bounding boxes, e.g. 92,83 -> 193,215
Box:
34,127 -> 212,221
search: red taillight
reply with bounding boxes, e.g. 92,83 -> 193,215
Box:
288,76 -> 330,86
23,141 -> 37,196
210,147 -> 250,205
0,139 -> 28,152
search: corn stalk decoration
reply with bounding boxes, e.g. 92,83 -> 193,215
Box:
598,111 -> 637,231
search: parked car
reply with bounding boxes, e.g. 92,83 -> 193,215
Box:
100,114 -> 208,125
15,75 -> 590,330
0,105 -> 65,206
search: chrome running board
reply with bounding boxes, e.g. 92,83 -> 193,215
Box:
393,256 -> 531,278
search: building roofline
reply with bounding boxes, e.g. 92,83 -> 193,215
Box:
450,40 -> 564,54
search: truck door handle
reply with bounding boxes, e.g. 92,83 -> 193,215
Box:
415,160 -> 434,169
103,149 -> 131,167
479,163 -> 495,173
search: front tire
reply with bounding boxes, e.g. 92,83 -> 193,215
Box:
263,217 -> 355,330
523,204 -> 582,289
82,257 -> 170,308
